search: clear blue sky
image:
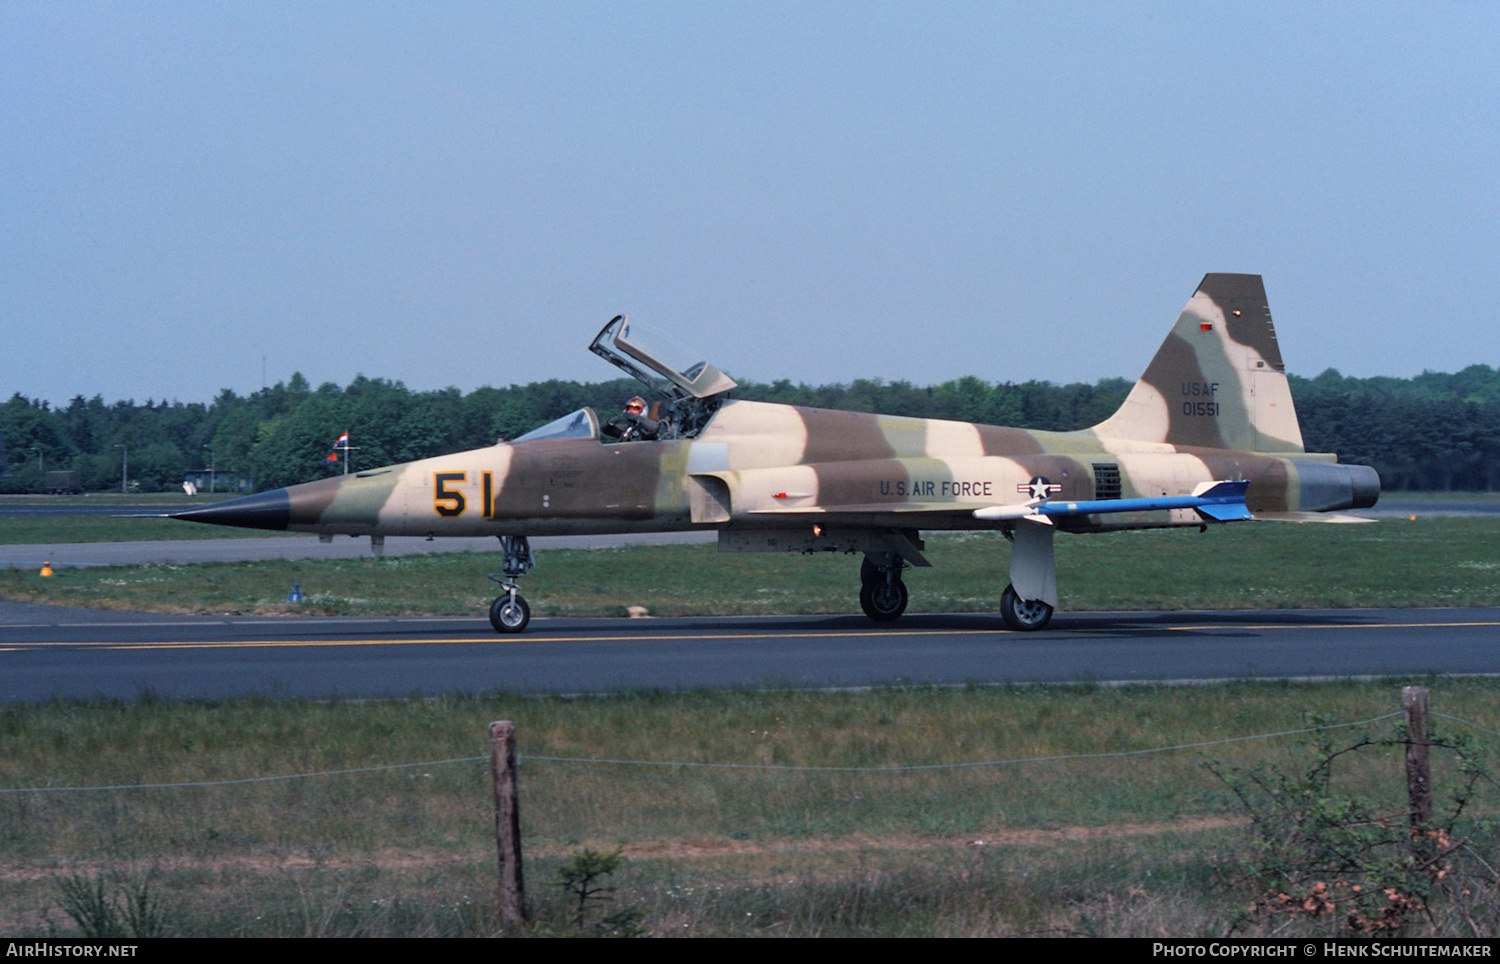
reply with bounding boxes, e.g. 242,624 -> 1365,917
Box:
4,2 -> 1496,406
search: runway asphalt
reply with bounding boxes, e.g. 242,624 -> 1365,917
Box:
3,598 -> 1497,702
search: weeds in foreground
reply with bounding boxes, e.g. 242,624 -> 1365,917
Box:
48,873 -> 172,938
545,848 -> 646,938
1208,718 -> 1500,938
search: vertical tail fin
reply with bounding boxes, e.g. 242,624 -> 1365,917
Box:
1091,273 -> 1305,453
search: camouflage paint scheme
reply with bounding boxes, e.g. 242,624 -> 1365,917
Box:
174,274 -> 1380,631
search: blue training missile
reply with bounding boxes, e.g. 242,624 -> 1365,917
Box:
972,480 -> 1252,524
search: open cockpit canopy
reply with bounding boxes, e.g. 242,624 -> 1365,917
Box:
587,315 -> 735,439
589,315 -> 737,401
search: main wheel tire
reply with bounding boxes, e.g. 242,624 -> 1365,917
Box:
860,557 -> 884,587
860,578 -> 908,622
489,593 -> 531,633
1000,584 -> 1053,631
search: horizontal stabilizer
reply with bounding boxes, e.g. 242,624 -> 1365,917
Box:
1252,511 -> 1376,524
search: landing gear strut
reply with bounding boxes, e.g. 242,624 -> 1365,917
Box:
859,552 -> 908,622
1000,519 -> 1057,631
487,535 -> 535,633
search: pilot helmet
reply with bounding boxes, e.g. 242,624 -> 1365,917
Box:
625,396 -> 647,415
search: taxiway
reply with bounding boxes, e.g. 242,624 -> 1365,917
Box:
3,600 -> 1495,702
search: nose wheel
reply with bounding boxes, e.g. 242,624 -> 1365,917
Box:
489,593 -> 531,633
487,535 -> 535,634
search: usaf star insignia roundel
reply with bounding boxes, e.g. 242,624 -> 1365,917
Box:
1018,477 -> 1062,501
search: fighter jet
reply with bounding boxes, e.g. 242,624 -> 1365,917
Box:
172,274 -> 1379,633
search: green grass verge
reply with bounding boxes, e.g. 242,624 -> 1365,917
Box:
2,517 -> 1497,616
2,680 -> 1496,936
0,516 -> 297,545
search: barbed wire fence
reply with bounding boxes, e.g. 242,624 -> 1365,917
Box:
4,690 -> 1497,935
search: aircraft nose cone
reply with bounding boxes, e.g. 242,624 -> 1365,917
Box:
170,489 -> 291,530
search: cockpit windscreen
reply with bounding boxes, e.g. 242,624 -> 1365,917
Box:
511,408 -> 599,443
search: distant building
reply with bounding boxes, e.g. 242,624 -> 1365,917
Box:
46,471 -> 82,495
183,469 -> 251,493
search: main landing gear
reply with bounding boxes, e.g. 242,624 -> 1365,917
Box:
998,519 -> 1058,632
852,523 -> 1058,632
1000,584 -> 1053,631
487,535 -> 535,633
859,552 -> 908,622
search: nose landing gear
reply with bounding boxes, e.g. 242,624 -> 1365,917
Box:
487,535 -> 535,633
489,592 -> 530,633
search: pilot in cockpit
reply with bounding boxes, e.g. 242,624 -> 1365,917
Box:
602,395 -> 662,442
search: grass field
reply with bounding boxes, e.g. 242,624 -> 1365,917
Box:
2,680 -> 1496,937
2,516 -> 1497,616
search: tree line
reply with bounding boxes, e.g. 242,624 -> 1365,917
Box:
3,365 -> 1498,493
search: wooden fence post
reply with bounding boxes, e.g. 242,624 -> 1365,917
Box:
490,720 -> 526,928
1402,686 -> 1431,837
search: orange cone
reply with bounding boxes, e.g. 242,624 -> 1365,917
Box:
39,561 -> 54,577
